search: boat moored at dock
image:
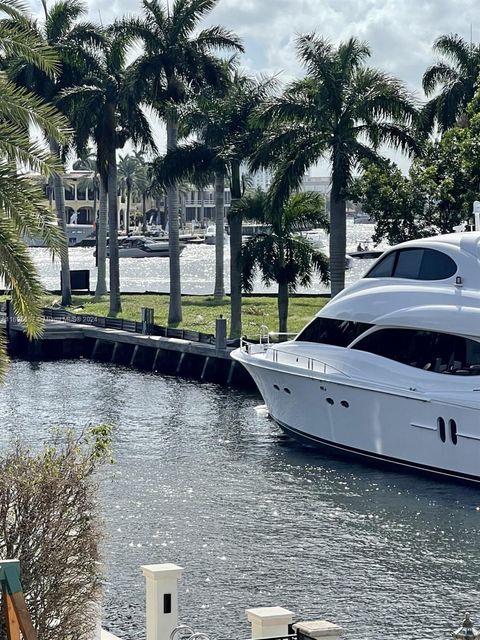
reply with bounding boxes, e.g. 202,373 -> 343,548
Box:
232,232 -> 480,483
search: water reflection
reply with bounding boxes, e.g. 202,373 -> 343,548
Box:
1,360 -> 479,640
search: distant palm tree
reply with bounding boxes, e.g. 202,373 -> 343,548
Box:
133,157 -> 150,233
62,31 -> 156,315
422,34 -> 480,132
118,153 -> 137,235
253,35 -> 419,297
0,0 -> 69,376
7,0 -> 102,306
239,191 -> 329,334
119,0 -> 243,325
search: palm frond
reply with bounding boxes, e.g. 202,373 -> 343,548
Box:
422,62 -> 459,95
0,76 -> 71,146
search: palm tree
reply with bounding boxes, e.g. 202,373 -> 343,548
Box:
252,35 -> 419,298
239,191 -> 329,334
133,156 -> 150,233
0,0 -> 69,376
118,0 -> 243,325
7,0 -> 102,306
151,71 -> 276,333
422,34 -> 480,132
62,31 -> 156,315
118,153 -> 137,234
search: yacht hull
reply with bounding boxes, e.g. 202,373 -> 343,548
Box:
233,350 -> 480,483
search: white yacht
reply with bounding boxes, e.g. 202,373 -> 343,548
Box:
26,223 -> 95,247
102,236 -> 186,258
205,224 -> 228,245
232,232 -> 480,483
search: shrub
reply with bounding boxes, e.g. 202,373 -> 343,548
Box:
0,425 -> 112,640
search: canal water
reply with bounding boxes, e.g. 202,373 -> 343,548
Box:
28,222 -> 379,294
2,359 -> 480,640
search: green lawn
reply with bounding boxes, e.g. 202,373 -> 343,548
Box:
43,293 -> 328,337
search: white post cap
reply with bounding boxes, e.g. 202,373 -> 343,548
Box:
141,564 -> 184,580
246,607 -> 295,624
293,620 -> 343,639
246,607 -> 295,639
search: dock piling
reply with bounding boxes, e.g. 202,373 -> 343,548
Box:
215,316 -> 227,350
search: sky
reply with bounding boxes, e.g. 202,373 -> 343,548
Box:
45,0 -> 480,172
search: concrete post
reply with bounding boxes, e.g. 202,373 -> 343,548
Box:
141,563 -> 183,640
215,316 -> 227,350
246,607 -> 294,639
293,620 -> 343,640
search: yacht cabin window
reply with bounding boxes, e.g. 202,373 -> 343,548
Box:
365,248 -> 457,280
296,318 -> 373,347
352,328 -> 480,375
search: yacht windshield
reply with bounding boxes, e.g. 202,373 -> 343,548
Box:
365,248 -> 457,280
352,328 -> 480,375
296,317 -> 373,347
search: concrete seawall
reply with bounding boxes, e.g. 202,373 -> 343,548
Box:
3,317 -> 256,390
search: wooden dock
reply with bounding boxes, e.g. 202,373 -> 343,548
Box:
1,316 -> 255,389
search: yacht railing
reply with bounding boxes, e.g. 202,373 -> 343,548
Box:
240,334 -> 350,378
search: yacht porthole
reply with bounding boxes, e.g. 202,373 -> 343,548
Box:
326,397 -> 334,405
449,419 -> 458,445
273,384 -> 280,391
438,417 -> 446,443
284,388 -> 291,394
341,400 -> 349,408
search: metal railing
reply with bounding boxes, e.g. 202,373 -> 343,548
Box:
240,332 -> 350,378
0,303 -> 217,346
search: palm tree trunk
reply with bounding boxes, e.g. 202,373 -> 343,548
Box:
229,160 -> 242,338
107,150 -> 122,315
214,172 -> 225,300
93,184 -> 97,226
200,189 -> 205,226
278,281 -> 289,334
49,139 -> 71,306
126,186 -> 131,235
142,193 -> 147,233
167,114 -> 182,325
329,194 -> 347,297
95,177 -> 108,298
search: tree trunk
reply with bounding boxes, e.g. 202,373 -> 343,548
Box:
229,160 -> 242,338
200,189 -> 205,226
49,139 -> 71,306
329,194 -> 347,297
213,172 -> 225,300
277,281 -> 289,335
94,177 -> 108,298
107,151 -> 121,315
142,193 -> 147,233
166,114 -> 182,325
126,186 -> 131,235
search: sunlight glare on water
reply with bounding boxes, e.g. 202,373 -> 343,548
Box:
1,360 -> 480,640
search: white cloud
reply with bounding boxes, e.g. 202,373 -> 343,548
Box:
74,0 -> 480,170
